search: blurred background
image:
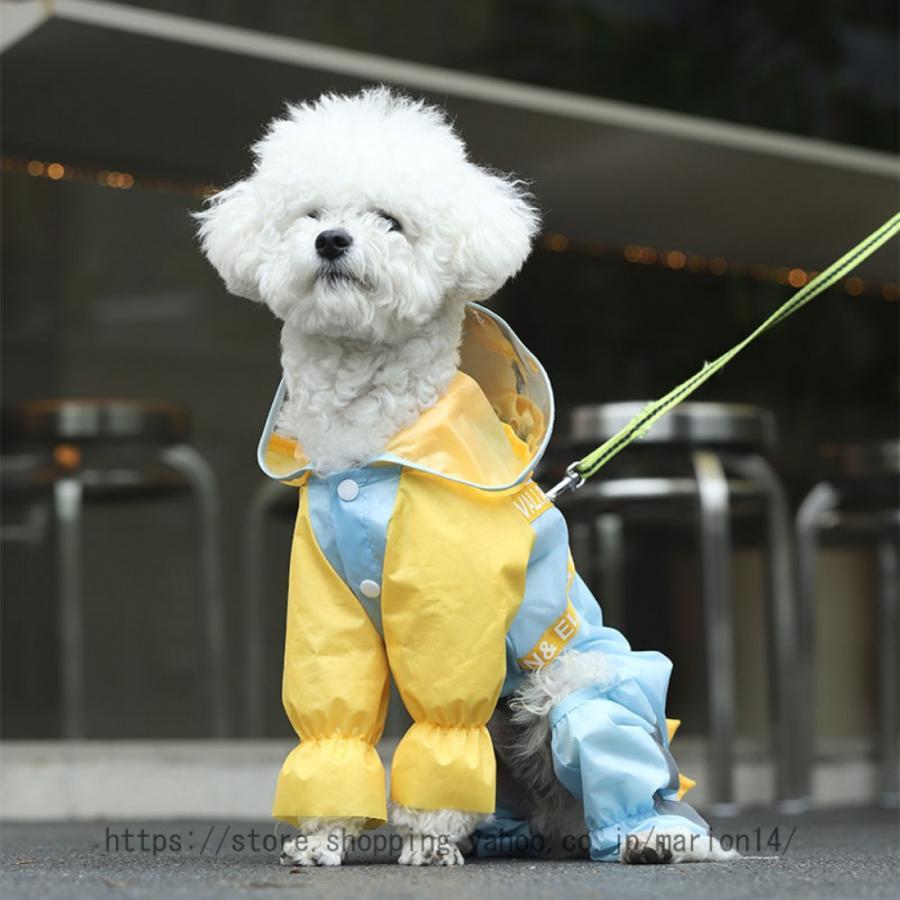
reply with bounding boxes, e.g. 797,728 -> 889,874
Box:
1,0 -> 897,818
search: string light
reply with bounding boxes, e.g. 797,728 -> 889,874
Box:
546,233 -> 570,252
539,232 -> 897,299
2,155 -> 896,300
0,155 -> 216,198
845,277 -> 864,296
686,254 -> 706,272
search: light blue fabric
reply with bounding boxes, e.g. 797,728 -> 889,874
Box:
501,503 -> 572,694
502,502 -> 708,861
502,503 -> 673,714
307,466 -> 401,635
550,685 -> 707,861
472,808 -> 535,858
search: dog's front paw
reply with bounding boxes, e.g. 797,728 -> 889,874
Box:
398,834 -> 464,866
281,834 -> 344,867
621,828 -> 739,864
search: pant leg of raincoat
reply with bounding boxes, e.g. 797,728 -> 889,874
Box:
382,472 -> 534,813
548,652 -> 709,861
274,488 -> 390,825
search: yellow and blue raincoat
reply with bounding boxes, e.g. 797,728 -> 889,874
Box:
258,304 -> 709,861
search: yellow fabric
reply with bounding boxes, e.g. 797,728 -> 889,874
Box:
275,467 -> 537,821
457,306 -> 548,456
274,489 -> 390,825
261,433 -> 309,487
385,373 -> 533,485
489,392 -> 546,456
261,372 -> 532,488
664,718 -> 696,800
676,774 -> 697,801
383,470 -> 535,812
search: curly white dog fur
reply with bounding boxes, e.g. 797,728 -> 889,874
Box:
198,87 -> 735,867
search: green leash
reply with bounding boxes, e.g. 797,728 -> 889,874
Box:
546,211 -> 900,502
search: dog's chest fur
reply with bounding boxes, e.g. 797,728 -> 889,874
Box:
277,307 -> 465,473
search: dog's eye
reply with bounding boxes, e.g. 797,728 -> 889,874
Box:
377,211 -> 403,233
306,209 -> 321,220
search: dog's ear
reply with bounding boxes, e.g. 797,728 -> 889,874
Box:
453,168 -> 540,302
194,178 -> 268,302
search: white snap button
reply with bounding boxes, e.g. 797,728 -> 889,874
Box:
359,580 -> 381,599
337,479 -> 359,501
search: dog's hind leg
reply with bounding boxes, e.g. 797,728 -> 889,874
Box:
509,649 -> 733,864
488,694 -> 589,859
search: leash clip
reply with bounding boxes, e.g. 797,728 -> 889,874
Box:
545,462 -> 585,503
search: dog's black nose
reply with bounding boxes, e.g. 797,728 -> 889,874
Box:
315,229 -> 353,260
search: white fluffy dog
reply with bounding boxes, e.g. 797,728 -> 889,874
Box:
198,89 -> 533,475
197,87 -> 736,868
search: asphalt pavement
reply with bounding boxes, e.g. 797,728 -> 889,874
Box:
2,808 -> 897,899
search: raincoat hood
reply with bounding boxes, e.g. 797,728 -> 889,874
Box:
257,303 -> 555,491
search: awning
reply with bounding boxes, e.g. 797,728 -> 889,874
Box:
2,0 -> 898,279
